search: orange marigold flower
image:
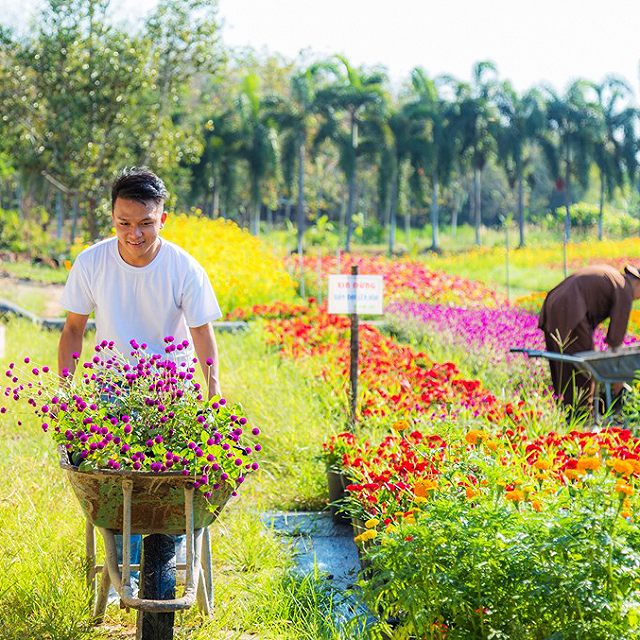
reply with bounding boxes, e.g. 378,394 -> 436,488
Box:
534,459 -> 551,471
609,459 -> 634,476
576,456 -> 601,472
465,429 -> 488,445
465,486 -> 477,499
622,509 -> 633,519
485,440 -> 498,452
565,468 -> 586,480
531,499 -> 542,512
505,489 -> 525,502
414,479 -> 438,497
392,419 -> 410,432
615,480 -> 634,496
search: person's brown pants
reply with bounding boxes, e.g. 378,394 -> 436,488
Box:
543,318 -> 595,417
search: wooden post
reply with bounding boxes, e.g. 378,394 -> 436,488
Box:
349,264 -> 359,429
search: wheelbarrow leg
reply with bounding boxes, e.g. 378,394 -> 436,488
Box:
199,526 -> 214,614
93,565 -> 111,623
85,518 -> 97,596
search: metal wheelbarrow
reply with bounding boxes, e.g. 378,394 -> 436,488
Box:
511,344 -> 640,422
59,449 -> 234,639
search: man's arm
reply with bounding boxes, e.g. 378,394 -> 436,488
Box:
58,312 -> 90,380
189,322 -> 221,400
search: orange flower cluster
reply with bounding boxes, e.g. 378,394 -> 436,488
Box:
326,425 -> 640,529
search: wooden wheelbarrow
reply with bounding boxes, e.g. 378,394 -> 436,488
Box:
59,449 -> 234,639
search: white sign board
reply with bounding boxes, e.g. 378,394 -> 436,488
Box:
328,275 -> 384,315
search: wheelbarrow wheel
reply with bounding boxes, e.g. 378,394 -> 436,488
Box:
138,534 -> 176,640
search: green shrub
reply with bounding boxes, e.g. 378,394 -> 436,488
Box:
362,498 -> 640,640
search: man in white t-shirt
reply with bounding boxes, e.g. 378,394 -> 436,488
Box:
58,167 -> 222,398
58,167 -> 222,602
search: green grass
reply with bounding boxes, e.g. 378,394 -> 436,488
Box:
0,319 -> 357,639
1,261 -> 69,284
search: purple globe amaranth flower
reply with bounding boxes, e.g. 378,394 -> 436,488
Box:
133,462 -> 141,470
154,435 -> 163,444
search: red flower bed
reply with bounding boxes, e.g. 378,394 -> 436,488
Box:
265,302 -> 526,423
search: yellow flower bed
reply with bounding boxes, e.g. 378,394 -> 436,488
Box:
433,237 -> 640,272
163,215 -> 297,313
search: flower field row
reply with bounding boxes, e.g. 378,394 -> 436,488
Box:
322,417 -> 640,637
387,301 -> 639,360
264,302 -> 534,425
432,236 -> 640,273
289,254 -> 506,308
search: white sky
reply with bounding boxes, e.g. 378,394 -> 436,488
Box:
5,0 -> 640,99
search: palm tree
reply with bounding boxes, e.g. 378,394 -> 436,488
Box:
494,82 -> 546,247
407,68 -> 457,252
314,56 -> 387,252
264,63 -> 336,255
190,111 -> 242,218
237,73 -> 278,235
543,80 -> 600,242
454,62 -> 499,246
593,76 -> 636,240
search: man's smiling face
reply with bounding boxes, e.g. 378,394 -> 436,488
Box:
112,197 -> 167,267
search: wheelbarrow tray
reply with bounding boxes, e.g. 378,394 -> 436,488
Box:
511,345 -> 640,383
60,451 -> 233,535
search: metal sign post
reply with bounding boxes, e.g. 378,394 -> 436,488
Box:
328,267 -> 384,430
349,265 -> 359,429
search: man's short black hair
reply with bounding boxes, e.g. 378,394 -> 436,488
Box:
111,167 -> 169,210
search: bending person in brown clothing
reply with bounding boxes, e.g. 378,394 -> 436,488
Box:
538,264 -> 640,417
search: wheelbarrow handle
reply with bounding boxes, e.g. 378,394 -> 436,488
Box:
509,348 -> 585,364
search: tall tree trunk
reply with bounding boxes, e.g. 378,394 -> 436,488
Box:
451,190 -> 460,236
297,130 -> 305,257
71,199 -> 78,243
87,197 -> 99,240
212,170 -> 220,219
598,173 -> 605,241
388,170 -> 398,257
517,171 -> 525,248
474,166 -> 482,246
345,117 -> 358,253
250,195 -> 260,236
339,196 -> 347,247
55,190 -> 63,240
430,173 -> 439,251
564,147 -> 571,243
404,197 -> 411,247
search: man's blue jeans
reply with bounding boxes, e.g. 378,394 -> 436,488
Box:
115,534 -> 185,588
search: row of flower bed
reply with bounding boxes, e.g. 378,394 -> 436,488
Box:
260,260 -> 640,637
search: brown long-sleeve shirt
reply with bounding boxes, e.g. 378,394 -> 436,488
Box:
538,264 -> 634,348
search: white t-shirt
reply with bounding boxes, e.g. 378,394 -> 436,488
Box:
60,237 -> 222,361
